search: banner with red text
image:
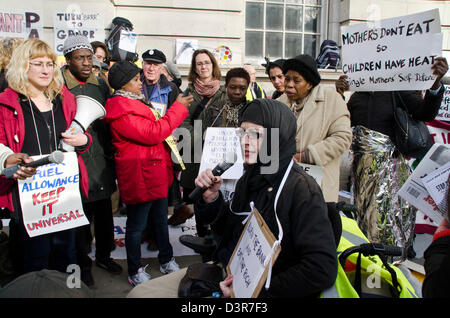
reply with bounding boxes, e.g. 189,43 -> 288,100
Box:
18,152 -> 88,237
0,9 -> 43,39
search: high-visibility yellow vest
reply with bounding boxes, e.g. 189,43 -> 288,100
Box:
149,108 -> 185,170
321,216 -> 421,298
246,82 -> 266,101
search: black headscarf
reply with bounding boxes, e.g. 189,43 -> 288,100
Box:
231,99 -> 297,212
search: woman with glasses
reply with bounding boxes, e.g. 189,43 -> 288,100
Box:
0,38 -> 91,276
179,49 -> 227,234
127,99 -> 338,298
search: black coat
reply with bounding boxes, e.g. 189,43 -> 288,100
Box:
347,87 -> 444,140
195,164 -> 338,297
423,235 -> 450,297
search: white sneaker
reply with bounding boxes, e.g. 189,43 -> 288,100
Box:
160,257 -> 180,274
128,265 -> 151,286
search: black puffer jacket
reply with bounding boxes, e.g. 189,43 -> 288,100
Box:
347,87 -> 444,140
195,164 -> 338,298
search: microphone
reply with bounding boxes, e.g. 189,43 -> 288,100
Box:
2,151 -> 65,179
189,152 -> 238,202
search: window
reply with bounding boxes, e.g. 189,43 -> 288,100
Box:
245,0 -> 326,61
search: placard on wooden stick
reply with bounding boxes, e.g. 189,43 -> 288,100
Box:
226,208 -> 281,298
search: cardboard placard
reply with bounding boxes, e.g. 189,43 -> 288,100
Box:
18,152 -> 89,237
227,208 -> 280,298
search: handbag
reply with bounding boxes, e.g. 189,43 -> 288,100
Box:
392,92 -> 433,158
178,262 -> 224,298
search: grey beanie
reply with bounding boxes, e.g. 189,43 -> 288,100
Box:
63,35 -> 94,56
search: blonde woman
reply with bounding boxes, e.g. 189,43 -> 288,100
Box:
0,38 -> 91,275
0,37 -> 23,92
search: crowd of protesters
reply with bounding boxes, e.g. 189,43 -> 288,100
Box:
0,29 -> 448,298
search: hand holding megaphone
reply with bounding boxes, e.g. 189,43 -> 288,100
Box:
60,95 -> 106,152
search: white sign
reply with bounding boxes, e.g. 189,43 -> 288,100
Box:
199,127 -> 244,180
118,29 -> 137,53
341,9 -> 442,91
90,216 -> 199,260
297,162 -> 323,187
18,152 -> 89,237
398,143 -> 450,224
175,39 -> 198,64
228,210 -> 278,298
0,9 -> 43,39
422,162 -> 450,217
54,11 -> 105,56
436,85 -> 450,121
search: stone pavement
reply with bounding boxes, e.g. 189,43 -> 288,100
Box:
88,254 -> 202,298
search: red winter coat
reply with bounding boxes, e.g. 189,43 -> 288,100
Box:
104,96 -> 188,204
0,87 -> 91,212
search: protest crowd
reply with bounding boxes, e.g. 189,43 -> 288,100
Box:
0,6 -> 449,301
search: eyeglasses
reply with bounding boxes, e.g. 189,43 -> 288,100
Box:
196,61 -> 212,67
235,127 -> 264,140
29,62 -> 56,69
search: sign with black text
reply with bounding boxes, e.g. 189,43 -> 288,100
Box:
341,9 -> 442,91
54,11 -> 104,56
18,152 -> 89,237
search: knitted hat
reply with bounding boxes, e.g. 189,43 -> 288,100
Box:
142,49 -> 166,63
62,35 -> 94,56
108,60 -> 141,90
0,269 -> 93,298
283,54 -> 321,87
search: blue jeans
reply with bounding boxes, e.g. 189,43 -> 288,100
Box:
125,197 -> 173,276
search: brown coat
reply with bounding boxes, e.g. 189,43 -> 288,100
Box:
279,85 -> 352,202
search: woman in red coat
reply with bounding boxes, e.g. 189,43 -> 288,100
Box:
105,61 -> 193,286
0,38 -> 91,275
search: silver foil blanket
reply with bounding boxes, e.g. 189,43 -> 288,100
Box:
351,126 -> 416,260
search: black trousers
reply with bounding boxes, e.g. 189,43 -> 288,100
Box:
76,198 -> 114,269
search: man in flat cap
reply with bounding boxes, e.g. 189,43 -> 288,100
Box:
61,34 -> 122,288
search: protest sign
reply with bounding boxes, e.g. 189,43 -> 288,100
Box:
0,9 -> 42,39
427,120 -> 450,145
436,85 -> 450,121
54,11 -> 105,56
398,143 -> 450,224
227,209 -> 280,298
118,29 -> 137,53
422,162 -> 450,217
90,216 -> 199,260
341,9 -> 442,91
18,152 -> 89,237
297,162 -> 323,187
175,39 -> 197,64
199,127 -> 244,180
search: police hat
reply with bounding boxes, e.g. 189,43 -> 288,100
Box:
142,49 -> 166,63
